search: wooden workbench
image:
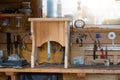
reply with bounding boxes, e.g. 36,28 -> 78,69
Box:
1,65 -> 120,80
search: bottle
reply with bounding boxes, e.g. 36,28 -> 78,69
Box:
47,0 -> 54,18
57,0 -> 62,17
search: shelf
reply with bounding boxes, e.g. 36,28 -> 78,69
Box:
0,14 -> 28,17
72,28 -> 120,33
0,0 -> 22,3
28,18 -> 71,22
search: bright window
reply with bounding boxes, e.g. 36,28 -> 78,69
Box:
42,0 -> 120,25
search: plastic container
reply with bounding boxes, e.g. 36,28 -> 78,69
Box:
73,56 -> 84,65
57,0 -> 62,17
47,0 -> 54,17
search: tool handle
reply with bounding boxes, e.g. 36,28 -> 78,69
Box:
100,48 -> 105,59
47,41 -> 51,61
93,41 -> 97,60
105,46 -> 108,59
14,35 -> 19,54
6,32 -> 11,56
14,35 -> 18,48
93,50 -> 96,60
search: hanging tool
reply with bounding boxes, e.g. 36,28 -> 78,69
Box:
96,33 -> 105,59
93,41 -> 97,60
78,37 -> 83,47
47,41 -> 51,61
0,35 -> 28,68
100,48 -> 105,59
14,35 -> 19,54
77,34 -> 87,47
6,32 -> 11,56
105,45 -> 108,59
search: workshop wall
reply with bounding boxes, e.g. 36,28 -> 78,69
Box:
71,29 -> 120,65
0,0 -> 120,80
1,28 -> 120,80
0,0 -> 39,60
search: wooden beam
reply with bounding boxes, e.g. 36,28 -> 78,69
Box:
1,67 -> 120,74
77,73 -> 86,77
5,72 -> 18,80
0,14 -> 27,17
72,28 -> 120,33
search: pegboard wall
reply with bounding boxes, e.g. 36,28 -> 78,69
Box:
70,28 -> 120,65
71,30 -> 120,44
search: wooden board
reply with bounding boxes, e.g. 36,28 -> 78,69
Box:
76,74 -> 117,80
34,21 -> 65,47
0,73 -> 8,80
0,14 -> 27,17
1,66 -> 120,74
71,32 -> 120,44
63,74 -> 118,80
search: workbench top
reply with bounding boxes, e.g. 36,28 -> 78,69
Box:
1,64 -> 120,74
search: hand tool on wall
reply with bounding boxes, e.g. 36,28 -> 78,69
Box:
76,34 -> 87,47
100,48 -> 105,59
47,41 -> 51,61
105,45 -> 108,59
96,33 -> 105,59
14,35 -> 19,54
0,34 -> 28,68
78,37 -> 83,47
6,32 -> 11,56
93,40 -> 97,60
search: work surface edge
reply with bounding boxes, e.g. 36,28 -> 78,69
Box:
1,67 -> 120,74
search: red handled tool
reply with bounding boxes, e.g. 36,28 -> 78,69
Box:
96,34 -> 105,59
